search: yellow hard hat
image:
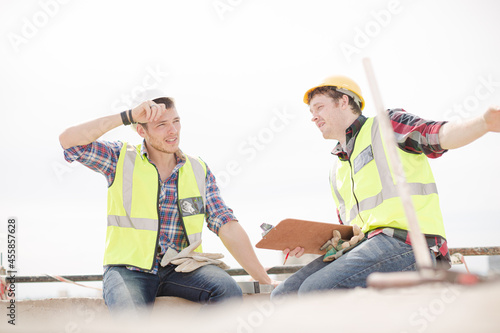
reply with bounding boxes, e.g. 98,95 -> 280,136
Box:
303,75 -> 365,110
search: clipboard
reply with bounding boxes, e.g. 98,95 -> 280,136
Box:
255,218 -> 354,255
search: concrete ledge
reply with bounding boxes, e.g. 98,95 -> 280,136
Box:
1,281 -> 499,332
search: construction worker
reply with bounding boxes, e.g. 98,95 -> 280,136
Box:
59,97 -> 276,315
271,75 -> 500,297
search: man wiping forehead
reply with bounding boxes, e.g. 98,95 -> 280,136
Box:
60,97 -> 278,316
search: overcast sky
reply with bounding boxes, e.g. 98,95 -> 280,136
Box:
1,0 -> 499,299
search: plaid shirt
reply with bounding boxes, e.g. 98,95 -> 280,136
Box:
332,109 -> 451,266
333,109 -> 448,160
64,140 -> 237,274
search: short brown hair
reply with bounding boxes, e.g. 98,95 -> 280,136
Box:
307,86 -> 361,115
152,97 -> 175,109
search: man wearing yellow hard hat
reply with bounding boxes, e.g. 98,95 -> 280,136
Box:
271,75 -> 500,297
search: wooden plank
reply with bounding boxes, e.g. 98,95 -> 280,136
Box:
363,57 -> 433,270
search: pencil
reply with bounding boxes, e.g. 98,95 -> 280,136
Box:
282,252 -> 290,265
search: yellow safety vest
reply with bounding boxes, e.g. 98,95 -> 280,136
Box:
330,117 -> 446,238
104,143 -> 207,271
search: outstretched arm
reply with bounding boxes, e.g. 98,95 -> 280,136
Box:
219,221 -> 278,285
439,106 -> 500,150
59,114 -> 123,149
59,101 -> 167,149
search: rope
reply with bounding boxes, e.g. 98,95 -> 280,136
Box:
45,274 -> 102,291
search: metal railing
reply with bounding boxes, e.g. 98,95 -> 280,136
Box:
3,246 -> 499,284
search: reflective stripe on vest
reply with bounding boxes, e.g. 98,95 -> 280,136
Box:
104,143 -> 206,270
177,155 -> 207,253
330,117 -> 446,238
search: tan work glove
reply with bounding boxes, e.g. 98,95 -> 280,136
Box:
321,225 -> 365,262
171,255 -> 229,273
160,240 -> 230,273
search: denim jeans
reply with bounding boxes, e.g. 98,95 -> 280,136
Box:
103,263 -> 242,315
271,234 -> 435,298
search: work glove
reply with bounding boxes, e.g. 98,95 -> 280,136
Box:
321,224 -> 366,262
160,240 -> 230,273
170,255 -> 229,273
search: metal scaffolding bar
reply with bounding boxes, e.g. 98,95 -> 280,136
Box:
449,246 -> 500,256
4,265 -> 305,284
3,247 -> 499,284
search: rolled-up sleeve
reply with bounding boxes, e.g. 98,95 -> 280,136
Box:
203,165 -> 238,235
63,140 -> 123,186
388,109 -> 448,158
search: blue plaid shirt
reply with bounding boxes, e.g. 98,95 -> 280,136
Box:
64,140 -> 237,274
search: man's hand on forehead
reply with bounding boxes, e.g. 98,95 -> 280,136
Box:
131,100 -> 168,124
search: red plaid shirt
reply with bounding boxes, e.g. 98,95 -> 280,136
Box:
64,140 -> 237,274
333,109 -> 447,160
332,109 -> 451,266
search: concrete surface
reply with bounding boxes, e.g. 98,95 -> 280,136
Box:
1,281 -> 500,332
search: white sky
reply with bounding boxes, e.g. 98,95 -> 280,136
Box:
1,0 -> 499,299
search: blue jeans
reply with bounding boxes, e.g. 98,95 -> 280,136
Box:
271,234 -> 435,298
103,263 -> 242,315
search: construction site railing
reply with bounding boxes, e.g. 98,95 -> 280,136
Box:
3,246 -> 499,284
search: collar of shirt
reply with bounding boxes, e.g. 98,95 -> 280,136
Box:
331,115 -> 367,161
139,140 -> 186,173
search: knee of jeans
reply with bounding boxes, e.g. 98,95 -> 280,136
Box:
270,284 -> 282,300
223,280 -> 243,298
270,283 -> 286,300
208,279 -> 242,303
272,285 -> 301,302
297,273 -> 342,295
102,267 -> 157,309
297,279 -> 318,295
